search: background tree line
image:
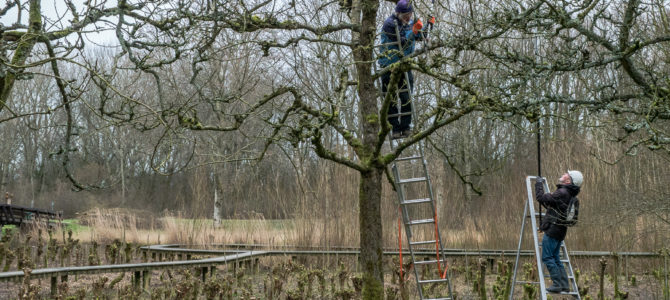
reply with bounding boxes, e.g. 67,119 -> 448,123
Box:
1,57 -> 667,252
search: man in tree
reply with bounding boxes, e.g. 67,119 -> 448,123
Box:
377,0 -> 429,139
535,170 -> 583,293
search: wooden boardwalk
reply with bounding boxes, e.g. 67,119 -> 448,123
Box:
0,204 -> 62,227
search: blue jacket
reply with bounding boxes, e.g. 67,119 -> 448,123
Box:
378,14 -> 423,68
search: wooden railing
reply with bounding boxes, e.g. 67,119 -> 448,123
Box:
0,204 -> 62,227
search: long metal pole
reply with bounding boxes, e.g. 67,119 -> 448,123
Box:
537,121 -> 542,225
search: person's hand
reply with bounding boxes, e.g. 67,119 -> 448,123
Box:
412,19 -> 423,34
536,177 -> 544,183
428,16 -> 435,26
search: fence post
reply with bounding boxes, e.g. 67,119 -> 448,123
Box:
142,270 -> 149,289
50,276 -> 57,297
664,248 -> 669,300
133,271 -> 141,288
598,257 -> 607,300
478,258 -> 487,300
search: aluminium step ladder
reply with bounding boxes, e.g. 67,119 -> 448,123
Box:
374,19 -> 453,300
509,176 -> 581,299
388,133 -> 453,300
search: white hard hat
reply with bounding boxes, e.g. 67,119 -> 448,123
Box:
567,170 -> 583,187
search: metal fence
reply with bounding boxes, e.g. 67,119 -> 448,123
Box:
0,244 -> 660,296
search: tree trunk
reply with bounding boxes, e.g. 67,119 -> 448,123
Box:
352,0 -> 382,298
359,167 -> 385,299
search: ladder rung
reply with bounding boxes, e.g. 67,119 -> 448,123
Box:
531,213 -> 546,217
560,259 -> 569,263
399,177 -> 427,184
383,88 -> 411,94
388,112 -> 413,117
515,281 -> 540,284
542,274 -> 575,280
425,298 -> 452,300
395,155 -> 422,162
415,259 -> 448,265
407,218 -> 434,225
547,291 -> 580,295
418,278 -> 450,284
409,240 -> 436,246
559,292 -> 580,296
401,198 -> 431,205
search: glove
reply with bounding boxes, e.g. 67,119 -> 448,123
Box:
536,177 -> 544,183
412,19 -> 423,34
428,16 -> 435,26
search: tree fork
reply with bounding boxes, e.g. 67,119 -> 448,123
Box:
1,0 -> 41,110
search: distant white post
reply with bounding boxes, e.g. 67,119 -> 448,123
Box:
213,189 -> 221,227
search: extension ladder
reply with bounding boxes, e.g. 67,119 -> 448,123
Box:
509,176 -> 581,300
375,19 -> 453,300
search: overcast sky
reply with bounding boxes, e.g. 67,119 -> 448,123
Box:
1,0 -> 119,46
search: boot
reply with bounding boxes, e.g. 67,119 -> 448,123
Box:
546,282 -> 563,293
559,267 -> 571,292
546,268 -> 563,293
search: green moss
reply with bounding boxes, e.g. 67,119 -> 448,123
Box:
361,272 -> 384,299
365,113 -> 378,124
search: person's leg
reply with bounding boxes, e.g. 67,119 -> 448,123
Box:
383,71 -> 402,134
542,235 -> 563,293
558,265 -> 570,291
554,242 -> 570,291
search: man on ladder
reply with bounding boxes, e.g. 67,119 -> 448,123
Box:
535,170 -> 583,293
378,0 -> 433,139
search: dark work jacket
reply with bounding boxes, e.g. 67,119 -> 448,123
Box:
378,15 -> 423,68
535,182 -> 580,241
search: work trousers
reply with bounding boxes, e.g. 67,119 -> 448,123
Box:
381,70 -> 414,133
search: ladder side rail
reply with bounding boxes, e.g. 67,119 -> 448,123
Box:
392,19 -> 405,122
420,142 -> 451,287
392,164 -> 413,238
528,176 -> 548,300
422,164 -> 453,295
509,193 -> 530,300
